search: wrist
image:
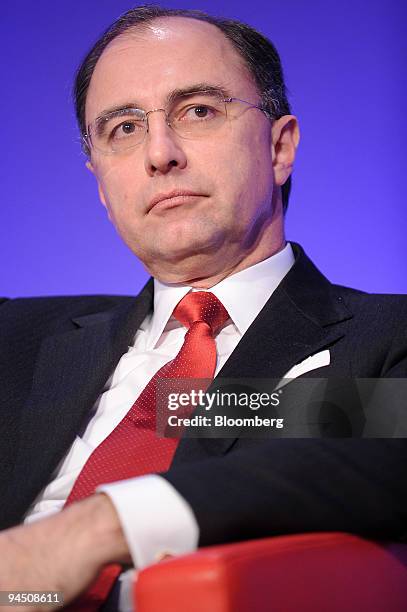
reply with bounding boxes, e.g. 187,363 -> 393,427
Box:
64,493 -> 132,568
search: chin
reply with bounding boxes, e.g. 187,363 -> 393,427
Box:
145,244 -> 223,283
154,225 -> 224,257
122,220 -> 228,272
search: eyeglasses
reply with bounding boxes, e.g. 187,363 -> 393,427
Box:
84,90 -> 270,155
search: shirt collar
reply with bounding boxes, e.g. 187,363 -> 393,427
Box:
147,242 -> 295,349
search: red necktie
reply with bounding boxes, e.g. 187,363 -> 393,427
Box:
65,291 -> 229,610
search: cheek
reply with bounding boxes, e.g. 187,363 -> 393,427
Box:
219,120 -> 273,185
219,143 -> 273,209
95,161 -> 143,219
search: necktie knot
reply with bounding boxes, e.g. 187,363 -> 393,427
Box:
173,291 -> 229,335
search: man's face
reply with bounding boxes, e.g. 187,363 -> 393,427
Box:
86,17 -> 296,285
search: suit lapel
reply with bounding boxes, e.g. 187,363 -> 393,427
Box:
9,282 -> 154,520
173,244 -> 353,462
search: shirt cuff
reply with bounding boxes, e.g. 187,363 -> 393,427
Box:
98,474 -> 199,569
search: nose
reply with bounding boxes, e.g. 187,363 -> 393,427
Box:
143,109 -> 187,176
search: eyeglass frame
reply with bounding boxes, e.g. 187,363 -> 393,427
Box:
83,91 -> 273,155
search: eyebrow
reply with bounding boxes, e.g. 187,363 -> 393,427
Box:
92,83 -> 233,126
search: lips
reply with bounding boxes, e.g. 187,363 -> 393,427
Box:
148,189 -> 205,212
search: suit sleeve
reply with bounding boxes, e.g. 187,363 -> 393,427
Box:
162,332 -> 407,545
162,438 -> 407,545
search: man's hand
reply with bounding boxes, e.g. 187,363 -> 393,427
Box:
0,494 -> 132,611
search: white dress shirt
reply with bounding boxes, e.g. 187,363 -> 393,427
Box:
24,243 -> 295,611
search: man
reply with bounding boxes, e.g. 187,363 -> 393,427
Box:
0,5 -> 406,611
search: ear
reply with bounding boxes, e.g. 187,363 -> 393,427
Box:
86,160 -> 111,219
271,115 -> 300,187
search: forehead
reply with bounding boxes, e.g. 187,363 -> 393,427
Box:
86,16 -> 256,122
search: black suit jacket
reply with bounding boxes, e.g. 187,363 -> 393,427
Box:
1,243 -> 407,544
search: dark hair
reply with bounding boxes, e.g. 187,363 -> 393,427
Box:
74,5 -> 292,211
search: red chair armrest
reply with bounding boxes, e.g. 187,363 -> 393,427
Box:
135,532 -> 407,612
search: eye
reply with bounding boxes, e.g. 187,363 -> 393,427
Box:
181,105 -> 217,122
192,106 -> 210,118
110,120 -> 144,140
121,122 -> 136,134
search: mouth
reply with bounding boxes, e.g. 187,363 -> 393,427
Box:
148,190 -> 207,212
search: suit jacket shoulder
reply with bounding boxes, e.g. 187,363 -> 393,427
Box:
0,294 -> 136,337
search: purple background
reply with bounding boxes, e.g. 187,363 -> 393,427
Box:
1,1 -> 406,297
